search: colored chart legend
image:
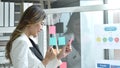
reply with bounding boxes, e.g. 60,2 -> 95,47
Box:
94,24 -> 120,49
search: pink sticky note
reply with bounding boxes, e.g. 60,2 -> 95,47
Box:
60,62 -> 67,68
49,26 -> 56,34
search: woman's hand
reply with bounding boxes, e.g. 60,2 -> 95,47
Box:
57,42 -> 72,60
42,47 -> 57,66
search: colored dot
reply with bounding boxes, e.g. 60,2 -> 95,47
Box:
103,37 -> 107,42
96,37 -> 101,42
114,37 -> 119,43
108,37 -> 113,42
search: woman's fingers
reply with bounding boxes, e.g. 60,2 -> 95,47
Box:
46,47 -> 57,60
47,46 -> 52,52
66,43 -> 72,52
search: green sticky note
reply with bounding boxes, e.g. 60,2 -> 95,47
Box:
49,37 -> 57,46
58,37 -> 66,46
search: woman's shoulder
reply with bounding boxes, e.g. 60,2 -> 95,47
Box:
13,34 -> 28,44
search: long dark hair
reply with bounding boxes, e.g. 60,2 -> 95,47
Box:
5,5 -> 46,63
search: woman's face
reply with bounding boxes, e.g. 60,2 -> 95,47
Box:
28,21 -> 44,37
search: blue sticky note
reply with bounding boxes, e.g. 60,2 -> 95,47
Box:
97,63 -> 110,68
58,37 -> 66,46
49,37 -> 57,46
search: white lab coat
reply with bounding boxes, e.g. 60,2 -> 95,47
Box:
10,33 -> 62,68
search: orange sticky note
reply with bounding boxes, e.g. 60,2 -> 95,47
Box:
60,62 -> 67,68
49,26 -> 56,34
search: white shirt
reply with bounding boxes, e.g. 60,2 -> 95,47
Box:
10,33 -> 62,68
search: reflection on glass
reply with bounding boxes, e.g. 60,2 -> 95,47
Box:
52,12 -> 81,68
63,12 -> 81,68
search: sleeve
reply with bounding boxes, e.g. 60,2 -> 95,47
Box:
46,57 -> 62,68
11,40 -> 29,68
30,55 -> 45,68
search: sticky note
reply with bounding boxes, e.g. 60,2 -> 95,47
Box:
49,37 -> 57,46
60,62 -> 67,68
49,26 -> 56,34
55,23 -> 64,33
58,37 -> 66,46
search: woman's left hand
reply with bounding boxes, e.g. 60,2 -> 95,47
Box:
57,42 -> 72,60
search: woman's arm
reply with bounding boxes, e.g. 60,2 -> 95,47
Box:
11,40 -> 29,68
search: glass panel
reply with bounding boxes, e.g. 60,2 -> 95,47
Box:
108,9 -> 120,60
47,11 -> 104,68
46,12 -> 81,68
45,3 -> 120,68
81,11 -> 104,68
63,12 -> 81,68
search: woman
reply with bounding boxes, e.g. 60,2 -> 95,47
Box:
5,5 -> 72,68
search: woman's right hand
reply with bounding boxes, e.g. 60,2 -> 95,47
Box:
42,47 -> 57,66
